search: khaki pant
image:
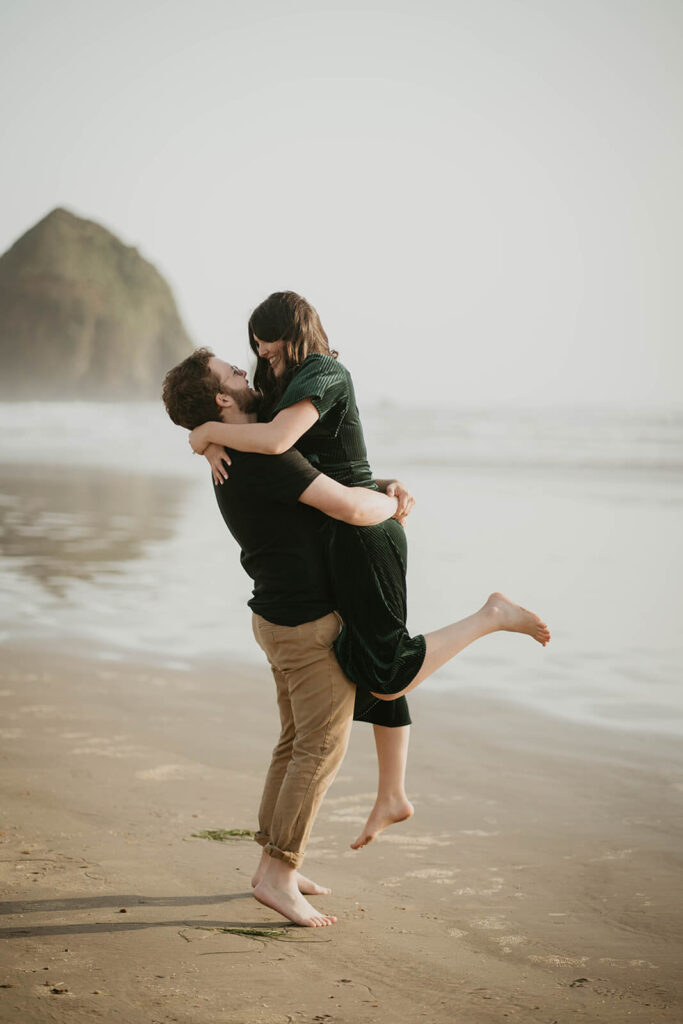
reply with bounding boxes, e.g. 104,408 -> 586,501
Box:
252,611 -> 355,869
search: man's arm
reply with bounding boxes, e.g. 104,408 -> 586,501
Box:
234,448 -> 407,526
298,475 -> 398,526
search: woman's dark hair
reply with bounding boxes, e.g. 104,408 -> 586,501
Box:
161,347 -> 223,429
248,291 -> 337,413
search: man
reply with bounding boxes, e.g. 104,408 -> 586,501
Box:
162,348 -> 401,927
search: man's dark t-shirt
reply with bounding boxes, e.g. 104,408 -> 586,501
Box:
213,448 -> 334,627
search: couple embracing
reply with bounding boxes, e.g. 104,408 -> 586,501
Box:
162,291 -> 550,928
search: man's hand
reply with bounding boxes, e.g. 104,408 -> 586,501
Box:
189,423 -> 211,454
204,443 -> 231,485
385,480 -> 415,522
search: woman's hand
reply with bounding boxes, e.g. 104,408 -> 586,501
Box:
204,443 -> 231,485
189,423 -> 211,454
386,480 -> 415,521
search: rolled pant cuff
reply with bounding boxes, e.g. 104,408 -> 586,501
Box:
264,842 -> 303,869
254,831 -> 270,848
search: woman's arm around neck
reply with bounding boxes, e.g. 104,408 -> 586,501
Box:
190,399 -> 319,455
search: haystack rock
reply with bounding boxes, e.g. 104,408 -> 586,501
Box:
0,208 -> 193,399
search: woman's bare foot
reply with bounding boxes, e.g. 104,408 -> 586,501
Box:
253,879 -> 337,927
251,868 -> 330,895
350,795 -> 414,850
484,592 -> 551,646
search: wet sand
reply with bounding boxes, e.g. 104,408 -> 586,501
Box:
1,643 -> 682,1024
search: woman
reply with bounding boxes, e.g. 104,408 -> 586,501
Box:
191,292 -> 550,848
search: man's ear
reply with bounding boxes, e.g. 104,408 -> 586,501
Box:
215,392 -> 232,409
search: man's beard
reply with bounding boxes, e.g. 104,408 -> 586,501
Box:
225,384 -> 261,415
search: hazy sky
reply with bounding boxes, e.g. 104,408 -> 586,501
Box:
2,0 -> 681,409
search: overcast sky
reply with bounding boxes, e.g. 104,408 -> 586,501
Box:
1,0 -> 681,409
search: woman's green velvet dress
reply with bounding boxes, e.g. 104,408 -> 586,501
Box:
273,354 -> 426,728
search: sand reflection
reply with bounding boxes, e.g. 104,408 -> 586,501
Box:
0,465 -> 190,594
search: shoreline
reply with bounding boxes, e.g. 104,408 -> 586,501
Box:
5,630 -> 683,743
1,642 -> 682,1022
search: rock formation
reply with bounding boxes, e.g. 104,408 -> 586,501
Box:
0,208 -> 193,399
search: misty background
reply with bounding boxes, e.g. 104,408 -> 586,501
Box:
2,0 -> 681,410
1,0 -> 682,737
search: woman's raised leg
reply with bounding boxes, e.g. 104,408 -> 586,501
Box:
351,724 -> 414,849
372,592 -> 550,702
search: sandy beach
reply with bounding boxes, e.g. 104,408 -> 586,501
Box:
1,403 -> 682,1022
1,641 -> 682,1024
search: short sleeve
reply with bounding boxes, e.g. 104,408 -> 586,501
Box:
273,354 -> 349,437
227,449 -> 320,504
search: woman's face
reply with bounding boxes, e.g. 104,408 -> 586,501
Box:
253,334 -> 286,378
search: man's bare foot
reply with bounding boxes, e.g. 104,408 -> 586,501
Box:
253,880 -> 337,927
251,868 -> 331,896
350,795 -> 414,850
484,592 -> 551,646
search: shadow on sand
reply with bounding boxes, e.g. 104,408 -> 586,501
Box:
0,892 -> 299,938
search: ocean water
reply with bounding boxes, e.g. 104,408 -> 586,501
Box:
1,401 -> 682,736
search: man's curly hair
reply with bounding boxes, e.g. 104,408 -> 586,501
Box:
161,347 -> 223,430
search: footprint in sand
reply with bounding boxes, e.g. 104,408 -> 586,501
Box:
456,877 -> 505,897
70,736 -> 147,759
406,868 -> 457,884
470,914 -> 509,931
598,958 -> 659,969
529,954 -> 588,967
379,834 -> 452,848
494,935 -> 528,953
